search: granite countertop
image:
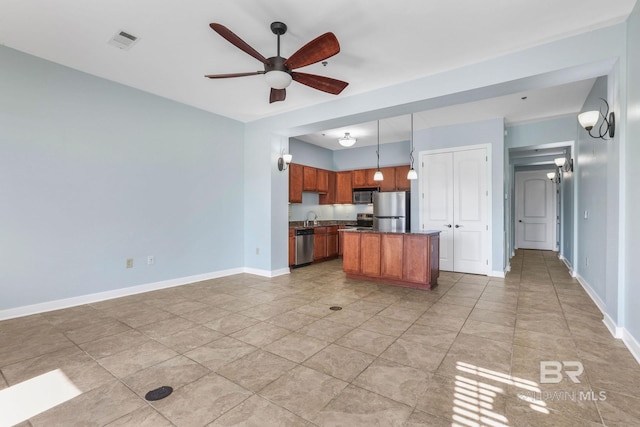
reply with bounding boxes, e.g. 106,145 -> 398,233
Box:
289,220 -> 357,229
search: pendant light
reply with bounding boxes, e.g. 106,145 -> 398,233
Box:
407,114 -> 418,180
373,120 -> 384,181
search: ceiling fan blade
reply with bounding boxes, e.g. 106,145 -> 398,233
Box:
292,72 -> 348,95
270,88 -> 286,103
209,23 -> 270,65
205,71 -> 265,79
284,32 -> 340,70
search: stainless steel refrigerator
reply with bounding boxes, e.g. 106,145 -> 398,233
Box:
373,191 -> 410,232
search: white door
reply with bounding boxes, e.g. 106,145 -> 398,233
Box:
515,171 -> 556,250
423,152 -> 454,271
453,149 -> 488,274
421,148 -> 488,275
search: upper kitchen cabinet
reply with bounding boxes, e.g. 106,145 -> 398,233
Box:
395,165 -> 411,191
379,167 -> 396,192
353,168 -> 377,188
319,171 -> 336,205
336,171 -> 353,204
317,168 -> 329,194
303,166 -> 317,192
289,163 -> 303,203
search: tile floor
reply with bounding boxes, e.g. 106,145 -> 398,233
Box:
1,250 -> 640,426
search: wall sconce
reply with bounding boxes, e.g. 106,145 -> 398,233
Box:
338,132 -> 356,147
554,157 -> 573,172
277,150 -> 292,171
578,98 -> 615,140
547,171 -> 560,184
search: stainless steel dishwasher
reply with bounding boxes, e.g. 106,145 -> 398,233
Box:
294,228 -> 314,267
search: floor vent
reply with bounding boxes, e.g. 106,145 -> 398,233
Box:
108,30 -> 139,50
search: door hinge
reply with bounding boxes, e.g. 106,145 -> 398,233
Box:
486,260 -> 488,265
422,193 -> 424,199
486,190 -> 488,196
486,156 -> 488,161
486,225 -> 488,231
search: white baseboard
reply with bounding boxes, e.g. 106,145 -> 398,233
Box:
574,273 -> 607,314
0,266 -> 289,321
490,270 -> 506,278
603,312 -> 624,339
559,256 -> 576,277
622,328 -> 640,365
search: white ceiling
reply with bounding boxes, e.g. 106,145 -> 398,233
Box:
0,0 -> 635,127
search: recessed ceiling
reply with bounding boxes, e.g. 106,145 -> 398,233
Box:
0,1 -> 635,123
294,78 -> 597,150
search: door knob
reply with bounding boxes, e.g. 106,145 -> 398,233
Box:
518,220 -> 523,223
444,224 -> 452,228
455,224 -> 462,228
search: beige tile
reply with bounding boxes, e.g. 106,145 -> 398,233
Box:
404,409 -> 454,427
400,324 -> 459,349
376,305 -> 424,323
106,406 -> 174,427
183,336 -> 256,372
204,313 -> 260,334
414,311 -> 467,331
237,303 -> 291,321
153,373 -> 252,426
303,344 -> 376,382
80,329 -> 152,359
335,328 -> 395,356
64,318 -> 132,345
210,394 -> 310,427
30,379 -> 145,427
468,307 -> 516,327
460,318 -> 514,343
97,340 -> 178,378
313,384 -> 413,427
438,294 -> 479,307
162,300 -> 210,316
216,349 -> 296,392
297,318 -> 354,342
153,325 -> 224,353
353,358 -> 430,406
230,322 -> 291,347
123,355 -> 210,397
177,306 -> 233,324
359,315 -> 412,337
259,365 -> 348,421
325,308 -> 374,327
263,332 -> 328,363
345,299 -> 389,315
266,311 -> 318,330
504,395 -> 603,427
380,338 -> 447,372
2,346 -> 113,393
595,389 -> 640,427
427,302 -> 473,319
136,316 -> 197,340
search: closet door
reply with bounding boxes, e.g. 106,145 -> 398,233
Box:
422,152 -> 454,271
453,148 -> 487,274
421,148 -> 488,275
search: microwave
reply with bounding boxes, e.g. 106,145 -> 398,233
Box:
352,188 -> 379,204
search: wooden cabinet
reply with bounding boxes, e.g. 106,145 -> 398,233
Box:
289,163 -> 303,203
342,232 -> 361,274
379,167 -> 396,192
317,169 -> 329,194
338,227 -> 345,257
319,171 -> 336,205
289,229 -> 295,267
361,233 -> 381,277
303,166 -> 317,191
327,226 -> 339,257
381,233 -> 404,280
352,169 -> 367,187
335,171 -> 353,204
395,165 -> 411,191
342,230 -> 440,290
314,228 -> 327,261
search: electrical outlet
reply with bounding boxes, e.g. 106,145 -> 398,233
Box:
126,258 -> 133,268
147,256 -> 154,265
585,256 -> 589,267
584,210 -> 589,219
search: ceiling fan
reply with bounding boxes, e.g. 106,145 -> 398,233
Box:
205,22 -> 349,103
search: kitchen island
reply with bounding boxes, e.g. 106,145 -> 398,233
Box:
341,229 -> 440,290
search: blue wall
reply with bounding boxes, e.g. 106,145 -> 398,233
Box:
0,46 -> 245,311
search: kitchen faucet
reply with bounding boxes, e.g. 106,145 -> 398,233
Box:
305,210 -> 318,227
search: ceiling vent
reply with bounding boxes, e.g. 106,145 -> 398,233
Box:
108,30 -> 139,50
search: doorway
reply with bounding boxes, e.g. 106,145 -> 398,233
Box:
515,170 -> 557,251
419,146 -> 489,275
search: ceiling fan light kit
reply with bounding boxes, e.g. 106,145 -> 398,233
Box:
206,21 -> 348,103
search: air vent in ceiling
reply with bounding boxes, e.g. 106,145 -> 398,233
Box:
108,30 -> 139,50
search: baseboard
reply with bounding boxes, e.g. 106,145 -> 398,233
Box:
559,256 -> 576,277
603,312 -> 624,339
622,328 -> 640,365
574,273 -> 607,314
490,270 -> 506,278
243,267 -> 290,278
0,266 -> 282,321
